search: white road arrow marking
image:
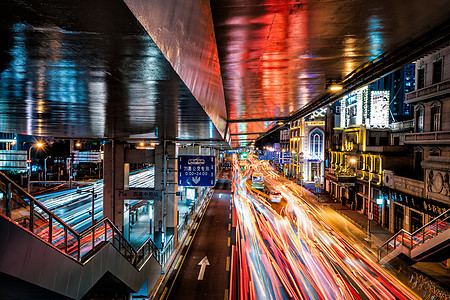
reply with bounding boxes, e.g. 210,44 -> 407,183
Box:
197,256 -> 210,280
192,176 -> 201,184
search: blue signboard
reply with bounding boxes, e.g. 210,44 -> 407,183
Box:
258,151 -> 277,161
281,158 -> 292,164
282,152 -> 292,159
178,155 -> 215,187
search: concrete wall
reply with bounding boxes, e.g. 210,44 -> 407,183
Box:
0,216 -> 161,299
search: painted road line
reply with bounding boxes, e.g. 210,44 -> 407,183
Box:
174,255 -> 183,270
228,237 -> 230,247
226,256 -> 230,272
193,222 -> 198,230
159,287 -> 168,300
228,223 -> 231,231
224,289 -> 229,300
186,235 -> 192,245
197,256 -> 210,280
229,213 -> 231,219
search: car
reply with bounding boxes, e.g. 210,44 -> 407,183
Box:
269,191 -> 282,203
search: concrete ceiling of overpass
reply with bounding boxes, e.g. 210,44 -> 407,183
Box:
0,0 -> 225,147
0,0 -> 450,148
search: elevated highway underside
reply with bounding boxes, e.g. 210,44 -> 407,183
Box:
0,0 -> 450,147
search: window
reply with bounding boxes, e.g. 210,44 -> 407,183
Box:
418,68 -> 425,89
432,60 -> 442,84
431,103 -> 441,131
415,106 -> 424,132
374,157 -> 381,173
309,129 -> 323,159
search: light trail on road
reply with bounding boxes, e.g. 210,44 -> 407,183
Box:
232,157 -> 419,299
34,168 -> 154,232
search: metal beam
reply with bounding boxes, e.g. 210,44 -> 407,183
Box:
230,132 -> 265,136
288,18 -> 450,123
257,18 -> 450,142
228,117 -> 286,123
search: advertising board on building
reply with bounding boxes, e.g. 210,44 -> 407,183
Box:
370,91 -> 390,128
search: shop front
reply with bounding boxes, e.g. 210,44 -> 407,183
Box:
390,190 -> 449,233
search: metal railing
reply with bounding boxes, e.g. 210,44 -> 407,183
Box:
159,188 -> 213,268
0,171 -> 159,268
159,235 -> 175,267
378,209 -> 450,262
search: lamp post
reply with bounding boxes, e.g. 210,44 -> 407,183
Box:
99,143 -> 104,179
44,156 -> 51,187
77,187 -> 97,226
351,157 -> 372,241
28,142 -> 44,193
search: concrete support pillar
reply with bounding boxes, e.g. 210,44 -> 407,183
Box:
165,142 -> 178,238
153,144 -> 164,246
153,142 -> 178,248
404,206 -> 410,232
103,141 -> 129,232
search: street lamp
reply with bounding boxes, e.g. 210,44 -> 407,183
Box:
44,156 -> 52,187
28,142 -> 44,193
76,187 -> 97,226
354,157 -> 373,242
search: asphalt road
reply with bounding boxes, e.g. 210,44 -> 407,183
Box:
166,178 -> 232,300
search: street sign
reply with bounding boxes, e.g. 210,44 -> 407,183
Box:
115,189 -> 162,201
178,155 -> 215,187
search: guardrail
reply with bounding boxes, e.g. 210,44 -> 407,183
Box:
0,171 -> 159,269
378,209 -> 450,262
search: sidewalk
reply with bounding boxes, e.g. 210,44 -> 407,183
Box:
302,183 -> 392,248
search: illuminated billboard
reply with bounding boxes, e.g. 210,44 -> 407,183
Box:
370,91 -> 390,128
340,86 -> 368,128
0,150 -> 27,171
340,87 -> 390,129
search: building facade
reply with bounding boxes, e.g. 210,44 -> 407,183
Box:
324,45 -> 450,234
289,109 -> 326,183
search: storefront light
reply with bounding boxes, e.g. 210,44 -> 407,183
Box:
376,198 -> 383,205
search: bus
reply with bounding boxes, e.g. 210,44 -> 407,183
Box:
251,172 -> 264,189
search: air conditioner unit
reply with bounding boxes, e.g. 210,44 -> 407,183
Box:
383,170 -> 394,188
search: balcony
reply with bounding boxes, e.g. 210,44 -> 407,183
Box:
404,131 -> 450,144
325,167 -> 356,182
357,170 -> 383,185
405,78 -> 450,104
383,170 -> 425,198
389,120 -> 414,132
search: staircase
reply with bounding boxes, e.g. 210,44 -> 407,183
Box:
0,171 -> 161,299
378,209 -> 450,265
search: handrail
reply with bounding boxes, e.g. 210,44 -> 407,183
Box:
411,209 -> 450,236
378,209 -> 450,262
0,171 -> 160,268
